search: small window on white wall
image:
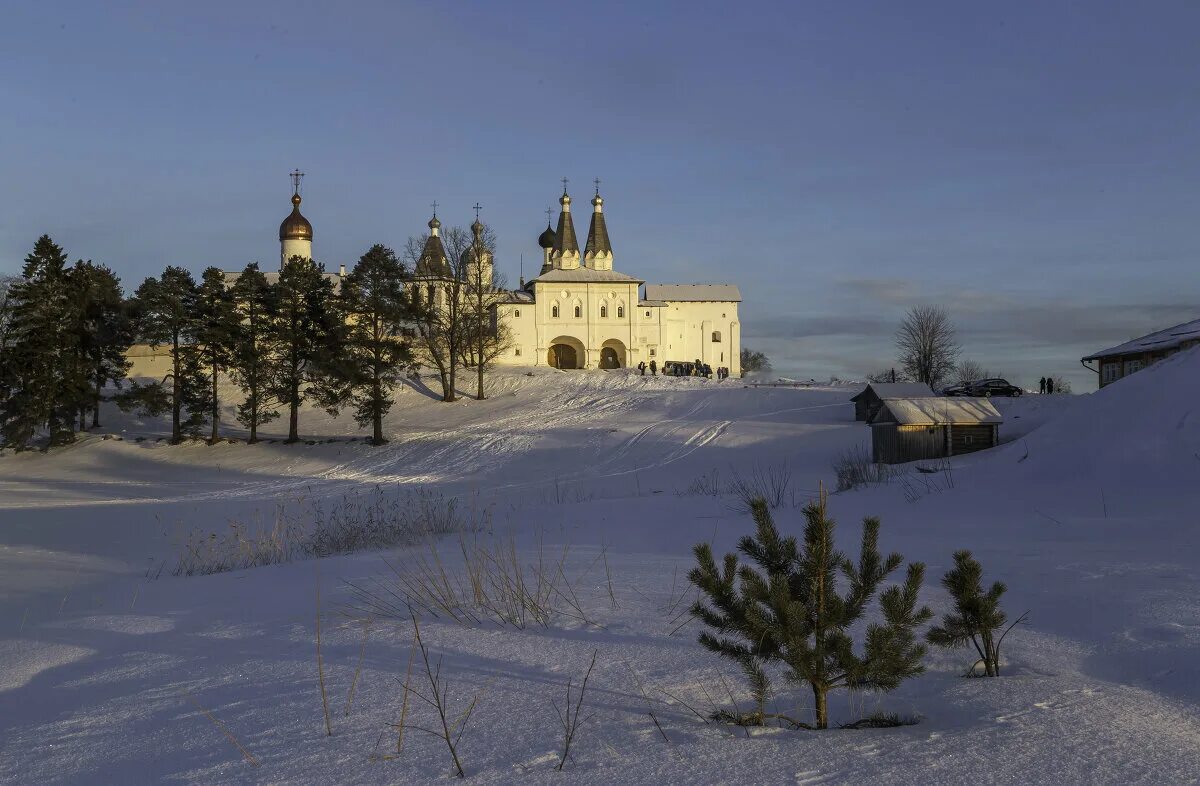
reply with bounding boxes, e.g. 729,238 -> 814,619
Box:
650,348 -> 656,357
617,305 -> 624,318
552,305 -> 559,318
712,331 -> 722,343
645,310 -> 650,317
514,309 -> 520,318
515,348 -> 521,356
574,305 -> 582,318
600,305 -> 607,318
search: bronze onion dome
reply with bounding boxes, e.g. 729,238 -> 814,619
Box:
278,193 -> 313,242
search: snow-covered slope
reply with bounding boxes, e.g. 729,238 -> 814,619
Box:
1,362 -> 1199,784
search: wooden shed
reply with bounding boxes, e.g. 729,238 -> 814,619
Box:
869,397 -> 1002,464
849,382 -> 936,422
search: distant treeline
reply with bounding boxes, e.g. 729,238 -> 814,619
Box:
0,231 -> 504,450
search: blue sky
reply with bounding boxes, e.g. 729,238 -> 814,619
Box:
2,1 -> 1199,389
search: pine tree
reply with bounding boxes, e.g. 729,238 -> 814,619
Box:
266,256 -> 337,443
126,267 -> 209,443
195,267 -> 238,443
321,244 -> 414,445
70,261 -> 132,429
0,236 -> 87,448
228,262 -> 279,443
926,551 -> 1026,677
690,491 -> 931,729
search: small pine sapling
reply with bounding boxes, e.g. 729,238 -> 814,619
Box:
926,550 -> 1028,677
689,489 -> 932,730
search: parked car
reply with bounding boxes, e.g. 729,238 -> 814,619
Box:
964,378 -> 1023,397
941,382 -> 970,397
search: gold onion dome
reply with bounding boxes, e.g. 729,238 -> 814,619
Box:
428,215 -> 442,231
279,193 -> 313,241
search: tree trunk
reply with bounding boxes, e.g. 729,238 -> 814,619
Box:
210,362 -> 219,444
372,373 -> 385,445
813,683 -> 828,730
171,335 -> 182,444
92,373 -> 102,428
477,360 -> 485,401
288,384 -> 299,442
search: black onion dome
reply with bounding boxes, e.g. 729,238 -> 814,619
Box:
279,193 -> 313,241
538,223 -> 556,249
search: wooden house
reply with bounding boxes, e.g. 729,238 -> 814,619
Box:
849,382 -> 936,422
1082,318 -> 1200,388
869,397 -> 1002,464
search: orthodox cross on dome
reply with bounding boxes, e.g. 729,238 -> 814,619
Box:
593,177 -> 601,196
430,200 -> 439,218
545,206 -> 554,223
561,176 -> 569,194
473,202 -> 483,221
290,169 -> 305,196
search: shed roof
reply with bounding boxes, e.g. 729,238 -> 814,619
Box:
1082,317 -> 1200,361
849,382 -> 935,402
871,397 -> 1002,426
643,283 -> 742,302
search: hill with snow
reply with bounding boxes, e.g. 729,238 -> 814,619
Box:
1,358 -> 1198,784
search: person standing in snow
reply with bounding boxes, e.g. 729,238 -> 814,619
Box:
1046,376 -> 1054,395
650,359 -> 657,376
638,361 -> 646,376
1039,376 -> 1046,394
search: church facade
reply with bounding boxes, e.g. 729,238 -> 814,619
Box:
493,187 -> 742,374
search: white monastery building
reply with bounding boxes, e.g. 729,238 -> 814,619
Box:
244,174 -> 742,375
489,184 -> 742,374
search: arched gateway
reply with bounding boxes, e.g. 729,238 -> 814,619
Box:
599,338 -> 626,369
547,336 -> 585,369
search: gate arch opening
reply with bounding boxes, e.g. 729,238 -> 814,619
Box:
599,338 -> 626,369
547,336 -> 585,369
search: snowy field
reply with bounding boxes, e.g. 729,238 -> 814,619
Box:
1,355 -> 1199,784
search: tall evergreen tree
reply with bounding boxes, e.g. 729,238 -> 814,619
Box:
266,256 -> 337,442
195,267 -> 238,443
321,244 -> 414,445
228,262 -> 279,443
690,492 -> 931,729
126,267 -> 209,443
0,236 -> 87,448
70,261 -> 131,429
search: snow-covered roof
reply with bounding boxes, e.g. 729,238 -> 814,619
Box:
643,284 -> 742,302
638,299 -> 668,308
871,397 -> 1003,426
1083,318 -> 1200,361
849,382 -> 936,402
496,290 -> 534,304
529,268 -> 642,284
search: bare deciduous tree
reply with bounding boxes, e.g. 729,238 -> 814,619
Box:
953,359 -> 996,385
895,305 -> 960,387
459,221 -> 512,400
404,227 -> 472,402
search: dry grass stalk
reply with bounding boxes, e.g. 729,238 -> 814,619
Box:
391,614 -> 482,778
554,650 -> 599,771
627,665 -> 670,742
181,688 -> 260,768
315,566 -> 332,736
343,618 -> 372,717
602,547 -> 619,610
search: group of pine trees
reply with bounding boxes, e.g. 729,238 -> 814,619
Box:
0,233 -> 504,451
690,491 -> 1023,729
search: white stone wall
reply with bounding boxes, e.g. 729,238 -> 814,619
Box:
493,287 -> 739,374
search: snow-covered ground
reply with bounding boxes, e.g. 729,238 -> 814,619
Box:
1,356 -> 1199,784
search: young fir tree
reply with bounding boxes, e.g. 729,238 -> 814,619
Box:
228,262 -> 279,442
195,267 -> 239,443
321,244 -> 414,445
127,267 -> 210,443
926,551 -> 1026,677
266,256 -> 337,443
690,492 -> 932,730
0,236 -> 89,448
70,261 -> 132,429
